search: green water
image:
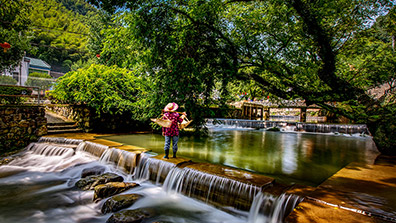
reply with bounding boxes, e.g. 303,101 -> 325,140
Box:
100,129 -> 378,186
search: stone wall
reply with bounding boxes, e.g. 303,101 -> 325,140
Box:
46,104 -> 149,133
0,105 -> 47,154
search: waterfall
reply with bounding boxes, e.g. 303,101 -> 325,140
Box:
26,142 -> 75,157
76,141 -> 108,157
38,137 -> 83,145
30,136 -> 304,221
207,118 -> 369,135
132,153 -> 175,184
163,167 -> 261,209
248,192 -> 303,223
98,148 -> 137,174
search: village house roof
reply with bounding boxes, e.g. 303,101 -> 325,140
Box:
25,57 -> 51,71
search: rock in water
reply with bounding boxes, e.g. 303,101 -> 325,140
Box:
94,182 -> 140,201
81,166 -> 106,178
106,209 -> 154,223
101,193 -> 142,214
75,173 -> 124,190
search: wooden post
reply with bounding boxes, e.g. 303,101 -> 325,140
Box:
264,108 -> 269,120
300,107 -> 307,122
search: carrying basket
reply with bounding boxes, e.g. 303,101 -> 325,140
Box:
150,118 -> 172,128
178,117 -> 193,130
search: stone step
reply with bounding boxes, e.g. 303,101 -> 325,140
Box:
47,124 -> 79,130
47,122 -> 76,126
47,128 -> 83,134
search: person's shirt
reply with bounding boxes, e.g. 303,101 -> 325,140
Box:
162,112 -> 183,136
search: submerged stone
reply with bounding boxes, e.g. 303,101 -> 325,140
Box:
101,193 -> 142,214
81,166 -> 106,178
106,209 -> 154,223
94,182 -> 140,201
267,126 -> 280,131
75,173 -> 124,190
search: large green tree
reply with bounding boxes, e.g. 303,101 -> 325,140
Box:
89,0 -> 396,154
0,0 -> 30,72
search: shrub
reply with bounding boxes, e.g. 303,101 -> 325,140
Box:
51,64 -> 148,118
0,75 -> 17,85
0,85 -> 32,104
25,72 -> 54,90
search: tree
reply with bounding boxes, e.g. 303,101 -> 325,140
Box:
0,0 -> 30,71
89,0 -> 396,154
26,0 -> 92,72
51,64 -> 149,119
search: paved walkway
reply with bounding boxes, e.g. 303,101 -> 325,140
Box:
286,156 -> 396,222
45,110 -> 72,123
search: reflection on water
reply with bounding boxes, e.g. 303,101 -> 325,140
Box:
101,129 -> 378,186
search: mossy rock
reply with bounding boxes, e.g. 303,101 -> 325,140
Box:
94,182 -> 140,201
267,126 -> 280,131
81,166 -> 106,178
102,193 -> 142,214
106,209 -> 155,223
75,173 -> 124,190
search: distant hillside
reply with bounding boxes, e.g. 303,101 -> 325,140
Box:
56,0 -> 97,16
26,0 -> 96,73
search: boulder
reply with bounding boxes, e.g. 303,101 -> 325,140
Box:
101,193 -> 142,214
81,166 -> 106,178
75,173 -> 124,190
94,182 -> 140,201
106,209 -> 154,223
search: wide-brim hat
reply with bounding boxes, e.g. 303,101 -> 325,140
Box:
164,102 -> 178,112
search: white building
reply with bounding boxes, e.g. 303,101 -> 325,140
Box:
2,57 -> 51,86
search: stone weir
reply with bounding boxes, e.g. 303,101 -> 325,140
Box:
37,136 -> 305,218
207,118 -> 369,135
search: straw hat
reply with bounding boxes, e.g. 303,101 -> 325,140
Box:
164,102 -> 179,112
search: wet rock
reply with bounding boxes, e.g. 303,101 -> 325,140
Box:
94,182 -> 140,201
106,209 -> 154,223
75,173 -> 124,190
81,166 -> 106,178
267,126 -> 280,131
101,193 -> 142,214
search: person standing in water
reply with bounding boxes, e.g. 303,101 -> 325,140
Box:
162,102 -> 186,159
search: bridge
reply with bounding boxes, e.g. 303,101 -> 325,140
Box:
233,100 -> 324,122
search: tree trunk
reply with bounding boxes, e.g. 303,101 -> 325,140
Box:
367,116 -> 396,155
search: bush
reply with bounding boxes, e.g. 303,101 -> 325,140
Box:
25,72 -> 54,90
0,75 -> 17,85
51,64 -> 148,118
0,85 -> 32,104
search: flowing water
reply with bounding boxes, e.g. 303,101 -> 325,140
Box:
100,125 -> 378,186
0,140 -> 300,223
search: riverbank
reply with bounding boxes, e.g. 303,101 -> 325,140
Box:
45,132 -> 396,222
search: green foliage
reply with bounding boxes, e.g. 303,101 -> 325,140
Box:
25,72 -> 54,90
26,0 -> 92,72
89,0 -> 396,153
55,0 -> 96,16
51,64 -> 148,118
0,85 -> 32,104
0,0 -> 30,71
0,76 -> 17,85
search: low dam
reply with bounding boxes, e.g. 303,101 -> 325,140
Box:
207,118 -> 369,135
0,137 -> 305,223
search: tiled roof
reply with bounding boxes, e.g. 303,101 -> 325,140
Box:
25,57 -> 51,69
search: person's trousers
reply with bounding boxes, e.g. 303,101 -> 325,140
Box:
164,135 -> 179,152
